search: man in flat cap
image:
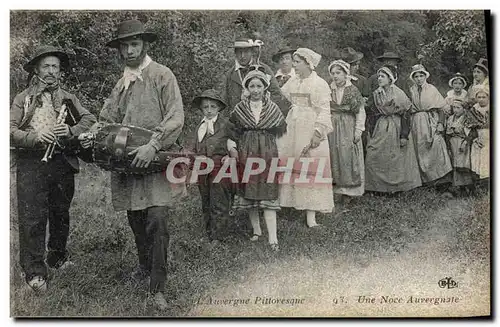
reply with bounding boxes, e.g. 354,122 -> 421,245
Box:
10,45 -> 96,292
218,36 -> 291,115
82,19 -> 185,310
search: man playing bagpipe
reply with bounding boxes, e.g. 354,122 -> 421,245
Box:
10,45 -> 96,292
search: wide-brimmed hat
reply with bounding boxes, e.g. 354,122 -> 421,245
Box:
340,47 -> 364,64
229,37 -> 263,49
409,64 -> 430,80
272,46 -> 297,63
192,89 -> 227,110
106,19 -> 157,48
376,51 -> 402,62
474,58 -> 489,74
331,49 -> 342,61
23,45 -> 69,73
448,73 -> 468,88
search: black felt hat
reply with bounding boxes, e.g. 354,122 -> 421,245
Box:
376,51 -> 402,62
192,89 -> 227,110
23,45 -> 69,73
106,19 -> 157,48
340,47 -> 364,64
272,46 -> 297,63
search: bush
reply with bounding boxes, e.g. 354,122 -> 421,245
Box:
10,10 -> 488,139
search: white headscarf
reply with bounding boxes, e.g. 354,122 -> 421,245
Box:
377,66 -> 398,84
328,59 -> 358,81
241,69 -> 271,101
294,48 -> 321,70
242,69 -> 271,90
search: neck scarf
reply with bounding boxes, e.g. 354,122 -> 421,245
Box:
465,103 -> 489,129
330,79 -> 353,105
374,84 -> 412,116
20,75 -> 64,129
249,100 -> 263,124
411,82 -> 446,112
198,114 -> 218,142
123,55 -> 152,90
29,75 -> 62,108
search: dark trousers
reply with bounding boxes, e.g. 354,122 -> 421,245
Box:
198,171 -> 232,241
127,206 -> 169,294
16,152 -> 75,281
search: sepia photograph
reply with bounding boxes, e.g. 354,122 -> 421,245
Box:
8,9 -> 491,318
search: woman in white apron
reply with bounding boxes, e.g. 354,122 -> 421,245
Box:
278,48 -> 334,228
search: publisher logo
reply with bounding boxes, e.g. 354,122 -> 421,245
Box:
438,277 -> 458,289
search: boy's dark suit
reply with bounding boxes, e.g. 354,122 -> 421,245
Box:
195,115 -> 233,241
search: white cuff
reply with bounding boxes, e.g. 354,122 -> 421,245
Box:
227,139 -> 237,151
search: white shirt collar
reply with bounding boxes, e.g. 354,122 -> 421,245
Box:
123,55 -> 152,77
202,113 -> 218,124
473,77 -> 489,86
275,68 -> 295,78
447,89 -> 467,96
234,59 -> 254,71
330,78 -> 353,90
198,113 -> 218,142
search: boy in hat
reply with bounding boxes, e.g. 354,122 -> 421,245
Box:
192,89 -> 234,245
10,45 -> 96,292
272,46 -> 296,88
82,19 -> 185,310
217,36 -> 291,115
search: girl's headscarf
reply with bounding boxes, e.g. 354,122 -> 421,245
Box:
377,66 -> 398,84
373,66 -> 411,115
452,98 -> 467,108
242,69 -> 271,90
448,73 -> 468,88
328,59 -> 358,81
474,85 -> 490,98
241,68 -> 271,102
409,64 -> 430,81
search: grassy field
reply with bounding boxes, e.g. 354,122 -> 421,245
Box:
10,162 -> 490,317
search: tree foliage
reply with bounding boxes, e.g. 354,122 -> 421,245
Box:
10,10 -> 488,138
420,10 -> 487,85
